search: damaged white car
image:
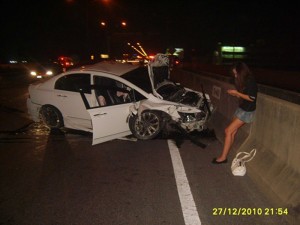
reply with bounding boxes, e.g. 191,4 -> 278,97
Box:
27,54 -> 213,144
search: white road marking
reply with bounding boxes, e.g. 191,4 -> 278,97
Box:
167,140 -> 202,225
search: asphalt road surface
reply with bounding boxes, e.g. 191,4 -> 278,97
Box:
0,72 -> 295,225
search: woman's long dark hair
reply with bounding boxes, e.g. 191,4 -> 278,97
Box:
233,62 -> 252,91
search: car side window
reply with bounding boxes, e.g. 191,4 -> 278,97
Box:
55,73 -> 91,94
94,76 -> 135,107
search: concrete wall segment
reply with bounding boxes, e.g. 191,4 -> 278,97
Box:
243,93 -> 300,207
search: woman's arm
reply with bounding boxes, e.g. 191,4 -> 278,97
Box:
227,89 -> 254,102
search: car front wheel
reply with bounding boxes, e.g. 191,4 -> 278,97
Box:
40,105 -> 64,129
129,110 -> 163,140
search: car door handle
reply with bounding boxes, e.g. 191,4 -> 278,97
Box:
93,113 -> 107,116
57,94 -> 67,97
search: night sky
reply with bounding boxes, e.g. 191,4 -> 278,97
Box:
1,0 -> 299,64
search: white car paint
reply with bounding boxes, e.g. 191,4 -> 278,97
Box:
88,103 -> 134,145
27,78 -> 93,131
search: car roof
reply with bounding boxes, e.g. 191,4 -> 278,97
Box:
32,61 -> 143,90
78,61 -> 140,76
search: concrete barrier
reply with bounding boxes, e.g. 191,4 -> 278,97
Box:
171,69 -> 300,219
242,93 -> 300,207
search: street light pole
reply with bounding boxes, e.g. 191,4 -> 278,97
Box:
86,0 -> 90,59
100,21 -> 111,58
100,20 -> 127,59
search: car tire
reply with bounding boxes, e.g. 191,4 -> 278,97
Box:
40,105 -> 64,129
129,110 -> 163,140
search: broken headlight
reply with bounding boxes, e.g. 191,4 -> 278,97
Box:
178,111 -> 206,123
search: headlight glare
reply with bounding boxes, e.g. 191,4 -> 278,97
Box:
46,70 -> 53,75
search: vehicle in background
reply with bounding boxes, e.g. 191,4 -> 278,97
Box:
26,62 -> 63,79
57,56 -> 74,71
27,54 -> 213,145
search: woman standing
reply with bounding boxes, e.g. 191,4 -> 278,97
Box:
212,62 -> 258,164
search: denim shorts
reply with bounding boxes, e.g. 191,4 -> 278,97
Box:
234,108 -> 255,123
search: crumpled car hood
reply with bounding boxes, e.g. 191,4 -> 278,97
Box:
147,54 -> 171,98
147,54 -> 212,114
156,81 -> 203,108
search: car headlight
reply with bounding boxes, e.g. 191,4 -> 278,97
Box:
30,71 -> 37,76
46,70 -> 53,75
178,111 -> 206,123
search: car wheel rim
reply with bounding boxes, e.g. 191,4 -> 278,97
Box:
135,112 -> 160,137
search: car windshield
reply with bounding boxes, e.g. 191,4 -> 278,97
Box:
121,66 -> 152,93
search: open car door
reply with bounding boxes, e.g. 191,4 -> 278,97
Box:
80,91 -> 133,145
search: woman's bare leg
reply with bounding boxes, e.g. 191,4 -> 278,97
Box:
216,117 -> 245,162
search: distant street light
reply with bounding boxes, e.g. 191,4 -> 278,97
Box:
101,0 -> 111,5
127,43 -> 148,58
